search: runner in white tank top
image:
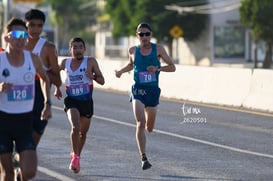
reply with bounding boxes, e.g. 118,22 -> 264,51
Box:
55,37 -> 105,173
0,51 -> 35,113
64,56 -> 94,100
0,18 -> 52,181
24,9 -> 62,147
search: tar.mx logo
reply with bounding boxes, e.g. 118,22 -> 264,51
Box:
181,102 -> 202,116
180,103 -> 207,124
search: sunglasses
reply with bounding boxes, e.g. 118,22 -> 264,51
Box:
138,32 -> 151,37
8,30 -> 28,40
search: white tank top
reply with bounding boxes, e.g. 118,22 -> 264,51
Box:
0,51 -> 36,113
32,38 -> 49,71
65,56 -> 93,97
32,38 -> 46,56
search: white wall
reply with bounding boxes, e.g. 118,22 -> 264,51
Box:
59,57 -> 273,113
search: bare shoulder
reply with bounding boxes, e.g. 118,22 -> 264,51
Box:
155,43 -> 165,51
60,57 -> 68,65
128,46 -> 136,54
58,58 -> 67,70
44,40 -> 57,52
87,56 -> 99,65
156,43 -> 169,56
87,56 -> 97,61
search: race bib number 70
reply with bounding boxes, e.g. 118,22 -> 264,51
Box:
138,71 -> 156,83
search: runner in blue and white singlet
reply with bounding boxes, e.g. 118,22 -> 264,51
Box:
64,56 -> 93,101
55,37 -> 105,173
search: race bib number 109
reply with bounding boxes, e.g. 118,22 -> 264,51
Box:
69,83 -> 90,96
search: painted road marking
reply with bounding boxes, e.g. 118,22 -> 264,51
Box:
38,166 -> 76,181
93,114 -> 273,159
39,105 -> 273,180
53,105 -> 273,159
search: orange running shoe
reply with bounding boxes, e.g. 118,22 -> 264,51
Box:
69,152 -> 80,173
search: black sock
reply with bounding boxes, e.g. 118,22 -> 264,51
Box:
141,153 -> 148,161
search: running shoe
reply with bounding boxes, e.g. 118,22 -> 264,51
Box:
69,152 -> 80,173
142,160 -> 152,170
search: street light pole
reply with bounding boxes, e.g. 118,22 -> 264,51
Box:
1,0 -> 10,47
3,0 -> 9,27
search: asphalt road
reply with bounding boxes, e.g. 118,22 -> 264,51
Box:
31,88 -> 273,181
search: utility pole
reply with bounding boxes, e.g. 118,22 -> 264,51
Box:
1,0 -> 10,48
3,0 -> 9,26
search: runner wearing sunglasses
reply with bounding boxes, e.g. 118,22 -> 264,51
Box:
115,23 -> 176,170
0,18 -> 51,181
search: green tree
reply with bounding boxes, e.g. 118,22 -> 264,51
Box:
104,0 -> 208,44
41,0 -> 102,49
240,0 -> 273,68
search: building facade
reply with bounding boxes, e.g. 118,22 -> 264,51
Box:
95,0 -> 262,66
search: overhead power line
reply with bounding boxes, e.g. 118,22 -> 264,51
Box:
165,0 -> 242,14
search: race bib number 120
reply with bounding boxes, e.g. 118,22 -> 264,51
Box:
7,85 -> 33,101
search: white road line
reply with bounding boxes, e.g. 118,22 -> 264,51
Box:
93,115 -> 273,159
52,105 -> 273,159
37,106 -> 76,180
42,106 -> 273,180
38,166 -> 76,181
153,129 -> 273,159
